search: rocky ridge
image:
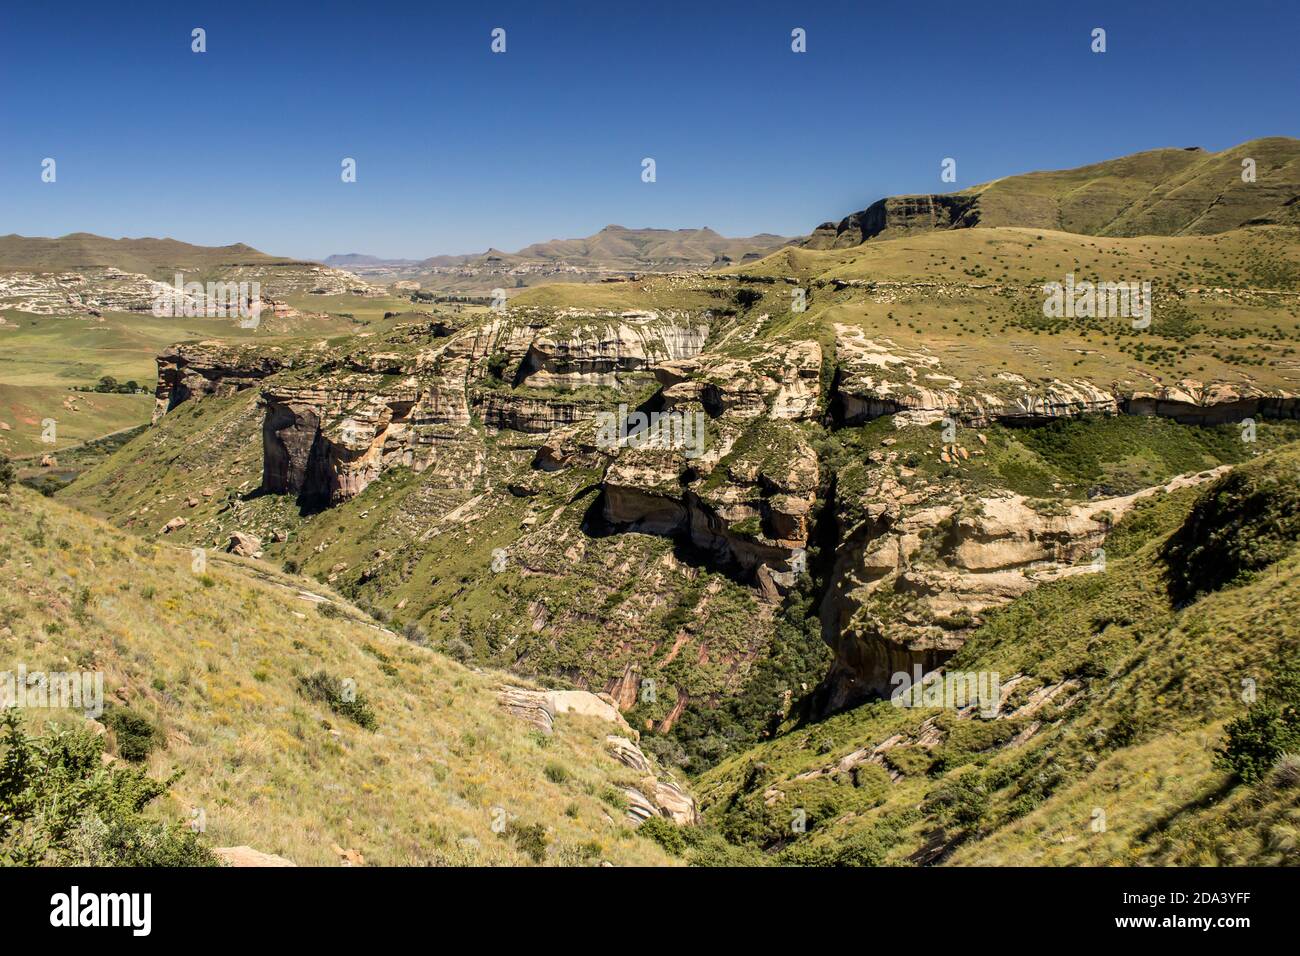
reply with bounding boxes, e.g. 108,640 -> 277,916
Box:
139,291 -> 1289,729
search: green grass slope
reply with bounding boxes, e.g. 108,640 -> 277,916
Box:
0,484 -> 681,866
804,137 -> 1300,247
694,443 -> 1300,866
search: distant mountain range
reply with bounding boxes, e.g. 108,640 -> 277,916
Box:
323,225 -> 797,290
0,233 -> 379,315
0,232 -> 293,277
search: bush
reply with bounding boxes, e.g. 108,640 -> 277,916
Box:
923,772 -> 989,828
503,820 -> 548,863
297,671 -> 378,730
543,762 -> 570,785
1216,662 -> 1300,783
637,815 -> 687,857
486,352 -> 511,381
402,621 -> 430,646
0,454 -> 13,491
778,824 -> 898,867
103,706 -> 161,763
1162,455 -> 1300,601
0,711 -> 216,866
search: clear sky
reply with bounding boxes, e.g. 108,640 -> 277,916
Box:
2,0 -> 1297,260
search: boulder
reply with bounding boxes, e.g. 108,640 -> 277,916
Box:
214,846 -> 296,867
227,531 -> 263,558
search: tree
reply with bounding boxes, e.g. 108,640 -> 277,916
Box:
97,375 -> 118,392
0,454 -> 13,490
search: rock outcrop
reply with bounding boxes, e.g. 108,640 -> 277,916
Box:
832,325 -> 1299,428
214,846 -> 297,867
497,687 -> 698,826
154,343 -> 293,421
818,466 -> 1231,711
805,194 -> 980,249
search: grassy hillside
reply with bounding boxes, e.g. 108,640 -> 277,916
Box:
0,484 -> 683,866
805,137 -> 1300,247
693,443 -> 1300,866
726,225 -> 1300,400
0,233 -> 288,276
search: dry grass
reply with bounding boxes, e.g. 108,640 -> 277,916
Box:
0,486 -> 679,866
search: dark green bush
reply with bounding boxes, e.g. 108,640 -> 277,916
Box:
103,706 -> 161,762
297,671 -> 377,730
637,815 -> 687,856
923,772 -> 989,828
0,711 -> 216,866
1217,662 -> 1300,783
503,820 -> 549,863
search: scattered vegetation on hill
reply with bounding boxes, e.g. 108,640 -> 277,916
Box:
0,487 -> 682,865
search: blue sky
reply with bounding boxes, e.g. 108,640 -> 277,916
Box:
1,0 -> 1296,259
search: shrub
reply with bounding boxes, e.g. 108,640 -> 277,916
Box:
778,824 -> 898,867
923,772 -> 989,828
0,711 -> 216,866
503,820 -> 548,863
1162,455 -> 1300,601
0,454 -> 13,491
297,671 -> 378,730
103,706 -> 161,763
402,621 -> 430,645
543,762 -> 570,785
637,815 -> 687,856
486,352 -> 511,381
1216,662 -> 1300,784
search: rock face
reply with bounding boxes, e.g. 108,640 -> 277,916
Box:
599,417 -> 819,595
480,393 -> 593,433
1123,383 -> 1300,425
261,387 -> 417,504
512,313 -> 710,389
154,343 -> 292,422
817,466 -> 1231,712
259,337 -> 479,504
496,685 -> 635,737
497,688 -> 698,825
254,309 -> 706,504
805,194 -> 980,249
831,325 -> 1299,427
